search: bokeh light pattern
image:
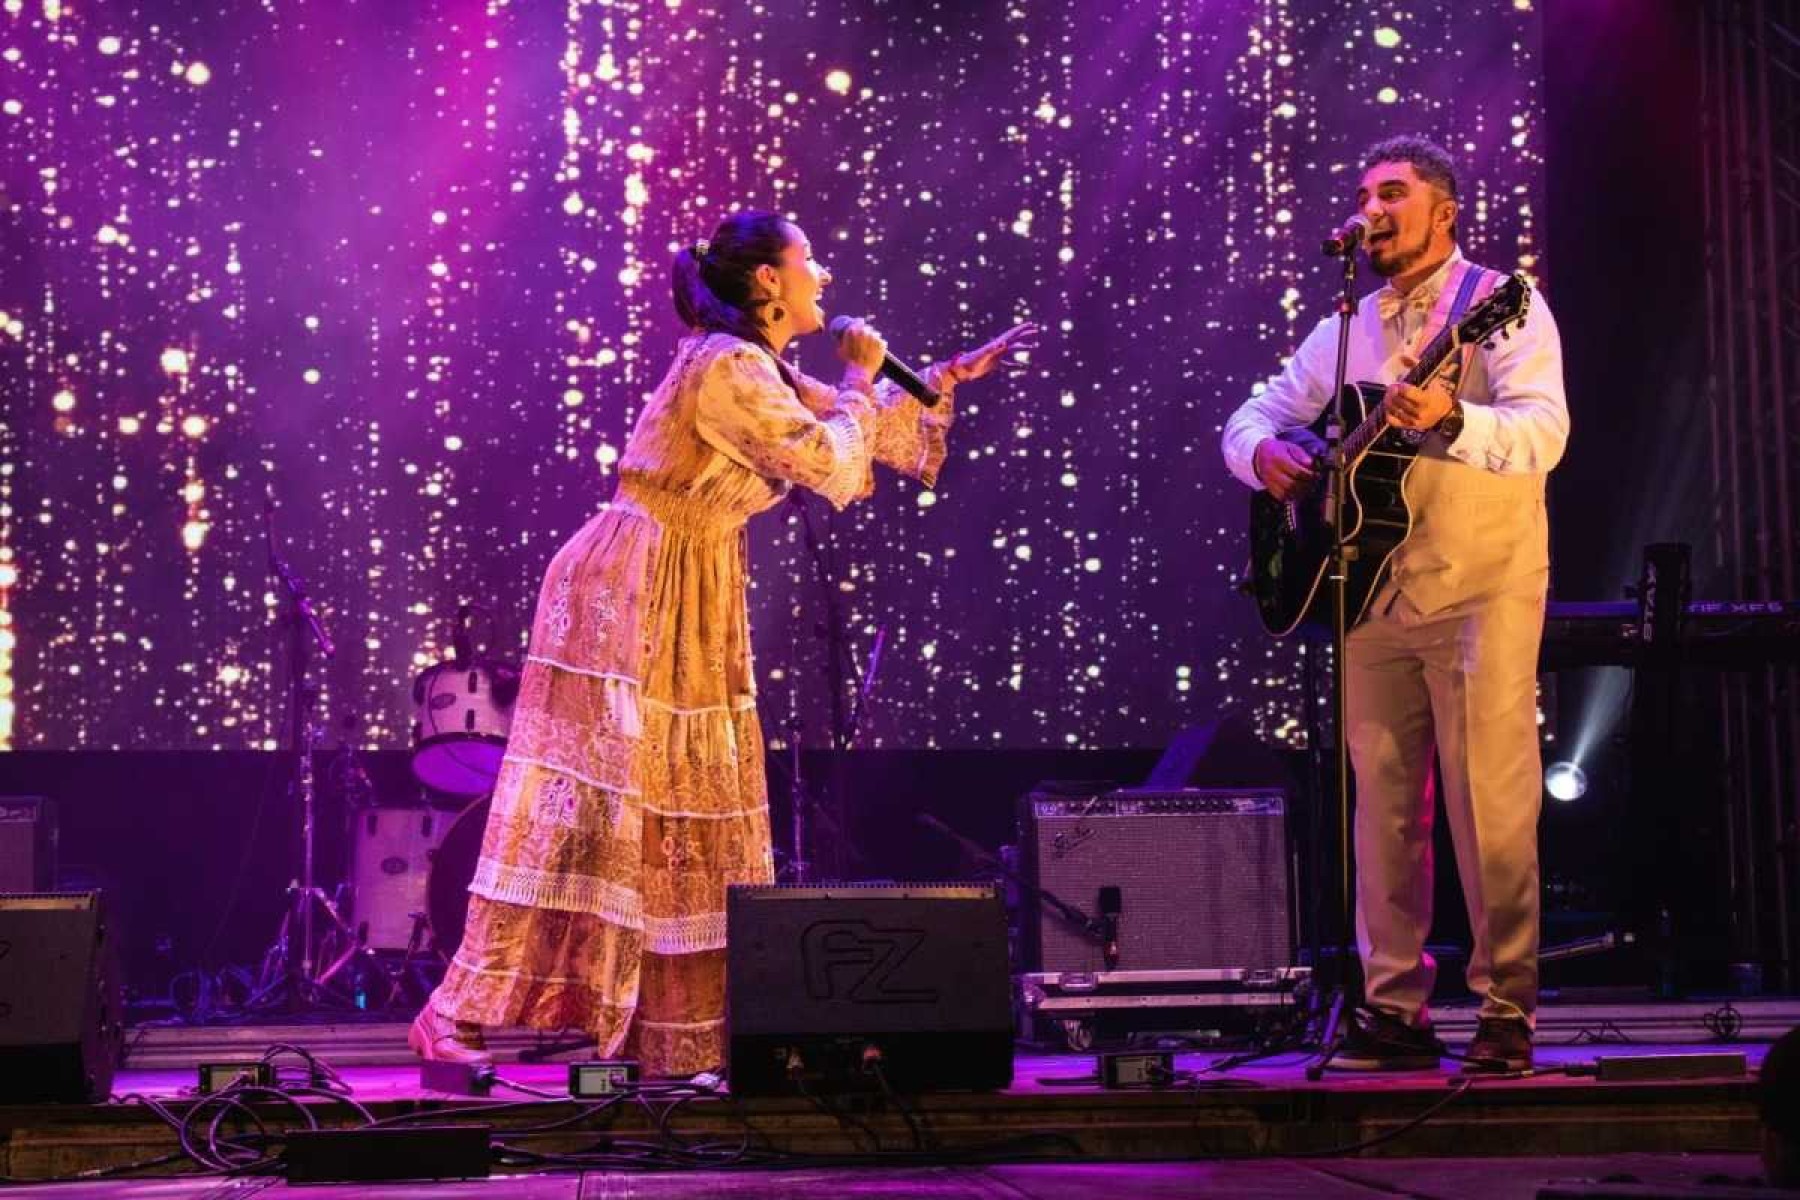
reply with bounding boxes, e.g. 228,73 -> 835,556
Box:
0,0 -> 1544,751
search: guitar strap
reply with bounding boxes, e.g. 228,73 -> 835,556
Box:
1417,260 -> 1498,398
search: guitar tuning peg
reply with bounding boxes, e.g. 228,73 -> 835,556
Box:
1482,341 -> 1496,350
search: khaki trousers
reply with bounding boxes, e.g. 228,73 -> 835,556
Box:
1344,575 -> 1547,1028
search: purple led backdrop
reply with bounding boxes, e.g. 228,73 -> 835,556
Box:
0,1 -> 1546,752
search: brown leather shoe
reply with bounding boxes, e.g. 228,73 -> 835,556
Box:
408,1005 -> 492,1064
1463,1016 -> 1533,1073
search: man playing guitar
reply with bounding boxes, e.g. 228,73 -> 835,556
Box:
1222,135 -> 1569,1072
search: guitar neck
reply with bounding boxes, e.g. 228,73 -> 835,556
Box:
1341,322 -> 1459,459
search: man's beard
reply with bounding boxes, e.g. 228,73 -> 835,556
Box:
1368,230 -> 1431,279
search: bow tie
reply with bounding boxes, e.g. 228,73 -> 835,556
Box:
1376,288 -> 1434,324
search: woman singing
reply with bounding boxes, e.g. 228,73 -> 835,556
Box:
411,210 -> 1036,1077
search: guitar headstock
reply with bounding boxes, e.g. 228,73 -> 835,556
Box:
1455,272 -> 1531,350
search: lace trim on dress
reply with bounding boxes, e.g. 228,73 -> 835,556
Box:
504,754 -> 644,799
465,859 -> 731,953
865,377 -> 953,488
637,801 -> 766,821
444,957 -> 617,989
635,1016 -> 726,1030
643,910 -> 729,955
641,693 -> 759,717
523,656 -> 757,718
470,858 -> 644,925
523,657 -> 640,689
814,408 -> 869,510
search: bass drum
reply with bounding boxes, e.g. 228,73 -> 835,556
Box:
410,659 -> 520,801
348,806 -> 441,953
425,796 -> 490,960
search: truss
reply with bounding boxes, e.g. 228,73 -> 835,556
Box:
1699,0 -> 1800,990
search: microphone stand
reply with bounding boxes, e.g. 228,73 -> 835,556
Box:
249,491 -> 359,1013
784,491 -> 874,883
915,813 -> 1109,950
1303,242 -> 1364,1080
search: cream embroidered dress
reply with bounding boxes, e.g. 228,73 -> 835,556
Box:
431,331 -> 952,1076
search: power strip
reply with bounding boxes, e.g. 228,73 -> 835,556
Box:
1099,1050 -> 1177,1088
1594,1052 -> 1748,1082
285,1125 -> 492,1183
196,1061 -> 275,1093
419,1060 -> 496,1095
569,1059 -> 641,1098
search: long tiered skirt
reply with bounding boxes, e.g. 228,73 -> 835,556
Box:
431,483 -> 775,1076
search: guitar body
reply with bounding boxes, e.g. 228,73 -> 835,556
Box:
1248,382 -> 1422,636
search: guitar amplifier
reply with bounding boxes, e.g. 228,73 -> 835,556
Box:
0,796 -> 57,892
1018,788 -> 1293,973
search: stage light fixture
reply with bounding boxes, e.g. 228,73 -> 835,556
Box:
1546,760 -> 1588,802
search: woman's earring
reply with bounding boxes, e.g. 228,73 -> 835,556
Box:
767,301 -> 788,325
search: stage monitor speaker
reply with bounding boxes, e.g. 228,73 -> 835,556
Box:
0,796 -> 57,892
726,883 -> 1013,1095
0,891 -> 124,1103
1020,788 -> 1293,973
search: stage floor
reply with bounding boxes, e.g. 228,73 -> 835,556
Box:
0,1154 -> 1782,1199
99,1037 -> 1779,1100
1,1000 -> 1790,1191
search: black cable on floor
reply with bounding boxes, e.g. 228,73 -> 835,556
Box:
1286,1075 -> 1478,1158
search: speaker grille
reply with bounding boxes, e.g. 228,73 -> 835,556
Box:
0,797 -> 56,892
726,883 -> 1014,1094
1022,788 -> 1291,972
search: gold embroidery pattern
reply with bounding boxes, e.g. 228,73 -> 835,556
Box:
546,572 -> 574,648
431,334 -> 936,1078
534,773 -> 580,829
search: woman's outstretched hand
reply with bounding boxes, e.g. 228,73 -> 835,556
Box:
947,321 -> 1040,384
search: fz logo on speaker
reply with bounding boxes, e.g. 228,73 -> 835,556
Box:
799,920 -> 937,1004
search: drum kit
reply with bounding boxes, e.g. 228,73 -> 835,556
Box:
345,654 -> 516,965
255,590 -> 520,1014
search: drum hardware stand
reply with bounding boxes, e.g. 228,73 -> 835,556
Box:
248,490 -> 361,1014
330,712 -> 377,810
367,911 -> 446,1012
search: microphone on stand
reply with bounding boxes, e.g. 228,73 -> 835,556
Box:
1098,885 -> 1122,971
828,315 -> 941,406
452,603 -> 473,667
262,482 -> 335,659
1321,213 -> 1371,258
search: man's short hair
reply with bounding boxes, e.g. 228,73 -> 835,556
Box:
1360,135 -> 1460,201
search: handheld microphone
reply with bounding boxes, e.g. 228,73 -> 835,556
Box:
1321,213 -> 1371,258
828,315 -> 941,407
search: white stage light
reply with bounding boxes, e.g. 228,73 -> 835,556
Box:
1545,760 -> 1588,803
